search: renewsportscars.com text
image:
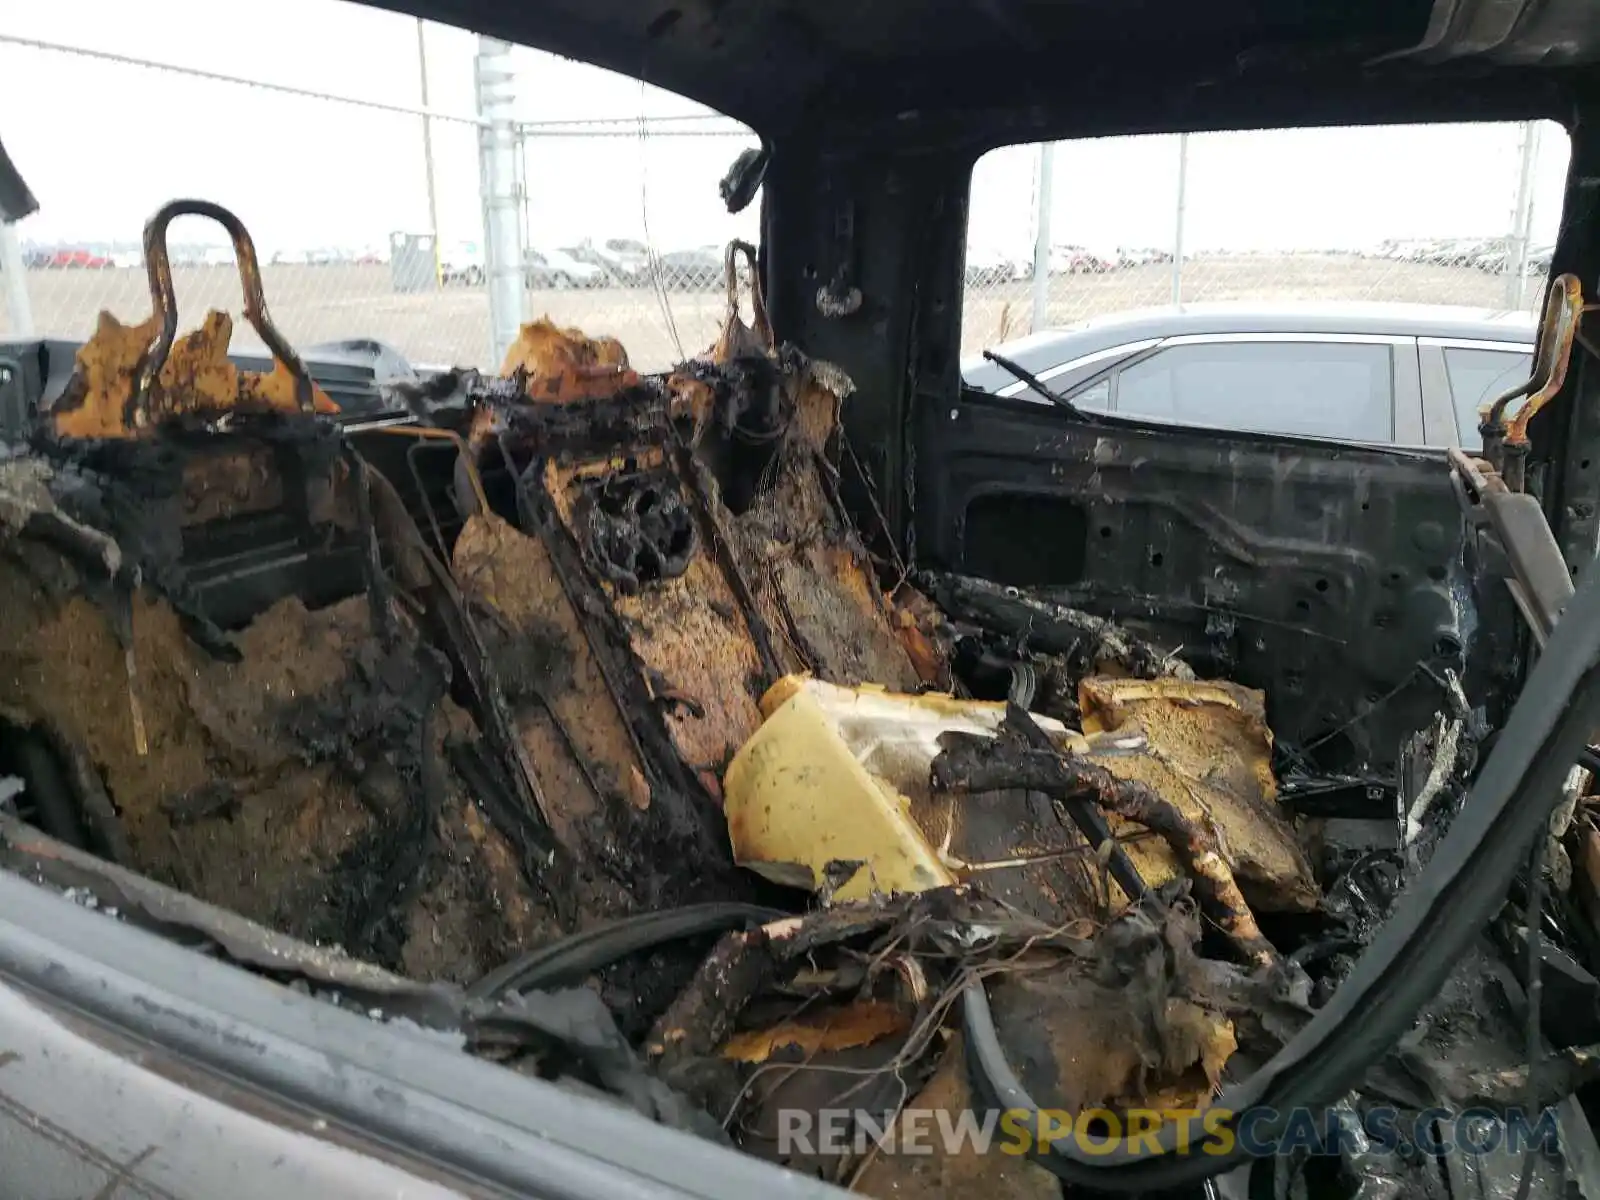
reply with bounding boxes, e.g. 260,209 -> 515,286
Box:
777,1105 -> 1560,1159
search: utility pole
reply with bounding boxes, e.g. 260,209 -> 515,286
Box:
0,222 -> 32,337
1030,141 -> 1055,333
475,36 -> 524,366
1171,132 -> 1188,308
1506,121 -> 1539,309
416,19 -> 441,285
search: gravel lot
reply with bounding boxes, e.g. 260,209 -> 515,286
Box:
4,256 -> 1537,374
961,255 -> 1536,352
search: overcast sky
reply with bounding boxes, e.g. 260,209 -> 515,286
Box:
0,0 -> 1573,260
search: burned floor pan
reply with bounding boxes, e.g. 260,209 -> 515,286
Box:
0,328 -> 1304,1191
0,283 -> 957,1016
6,209 -> 1596,1198
0,516 -> 561,980
469,329 -> 930,797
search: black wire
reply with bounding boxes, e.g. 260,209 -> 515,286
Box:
1514,829 -> 1551,1200
959,551 -> 1600,1190
1005,703 -> 1148,903
466,902 -> 789,1002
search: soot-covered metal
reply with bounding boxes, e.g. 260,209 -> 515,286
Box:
3,200 -> 1599,1199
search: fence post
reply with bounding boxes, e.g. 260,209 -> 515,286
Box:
416,19 -> 441,286
1505,121 -> 1538,309
1030,142 -> 1055,333
0,222 -> 33,337
475,35 -> 524,367
1171,132 -> 1188,307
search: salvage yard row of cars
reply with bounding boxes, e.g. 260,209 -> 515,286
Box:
18,237 -> 739,291
437,239 -> 736,289
24,235 -> 1545,285
5,2 -> 1600,1199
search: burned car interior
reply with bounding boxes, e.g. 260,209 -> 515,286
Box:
9,1 -> 1600,1197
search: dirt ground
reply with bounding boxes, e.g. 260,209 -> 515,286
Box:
4,257 -> 1534,375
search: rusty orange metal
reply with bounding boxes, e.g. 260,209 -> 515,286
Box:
707,240 -> 774,362
500,318 -> 638,402
52,312 -> 163,440
179,443 -> 285,527
1486,272 -> 1583,447
542,457 -> 770,773
451,512 -> 650,850
720,999 -> 910,1063
140,199 -> 333,421
51,200 -> 338,439
1078,676 -> 1319,915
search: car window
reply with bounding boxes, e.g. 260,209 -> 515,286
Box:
1112,340 -> 1394,441
1441,346 -> 1531,449
1065,376 -> 1111,411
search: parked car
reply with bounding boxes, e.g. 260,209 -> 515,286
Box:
964,245 -> 1023,286
1049,244 -> 1115,274
1473,242 -> 1554,275
656,245 -> 725,290
561,243 -> 611,276
1429,237 -> 1503,266
47,247 -> 112,269
964,303 -> 1536,449
525,247 -> 605,289
1376,237 -> 1490,263
568,237 -> 652,284
1114,246 -> 1173,267
440,241 -> 484,287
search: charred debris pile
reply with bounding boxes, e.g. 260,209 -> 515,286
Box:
0,204 -> 1596,1195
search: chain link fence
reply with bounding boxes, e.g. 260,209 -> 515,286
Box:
0,28 -> 491,365
0,25 -> 760,374
0,21 -> 1574,376
963,122 -> 1569,355
509,112 -> 760,371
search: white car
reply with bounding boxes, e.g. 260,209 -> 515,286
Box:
526,247 -> 605,289
964,302 -> 1535,449
584,237 -> 652,283
965,245 -> 1023,285
440,241 -> 485,287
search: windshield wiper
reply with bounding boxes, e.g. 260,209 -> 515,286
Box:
981,349 -> 1078,412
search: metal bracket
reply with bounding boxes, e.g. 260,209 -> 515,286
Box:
137,198 -> 319,425
1450,446 -> 1573,647
815,198 -> 862,318
1480,273 -> 1584,490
